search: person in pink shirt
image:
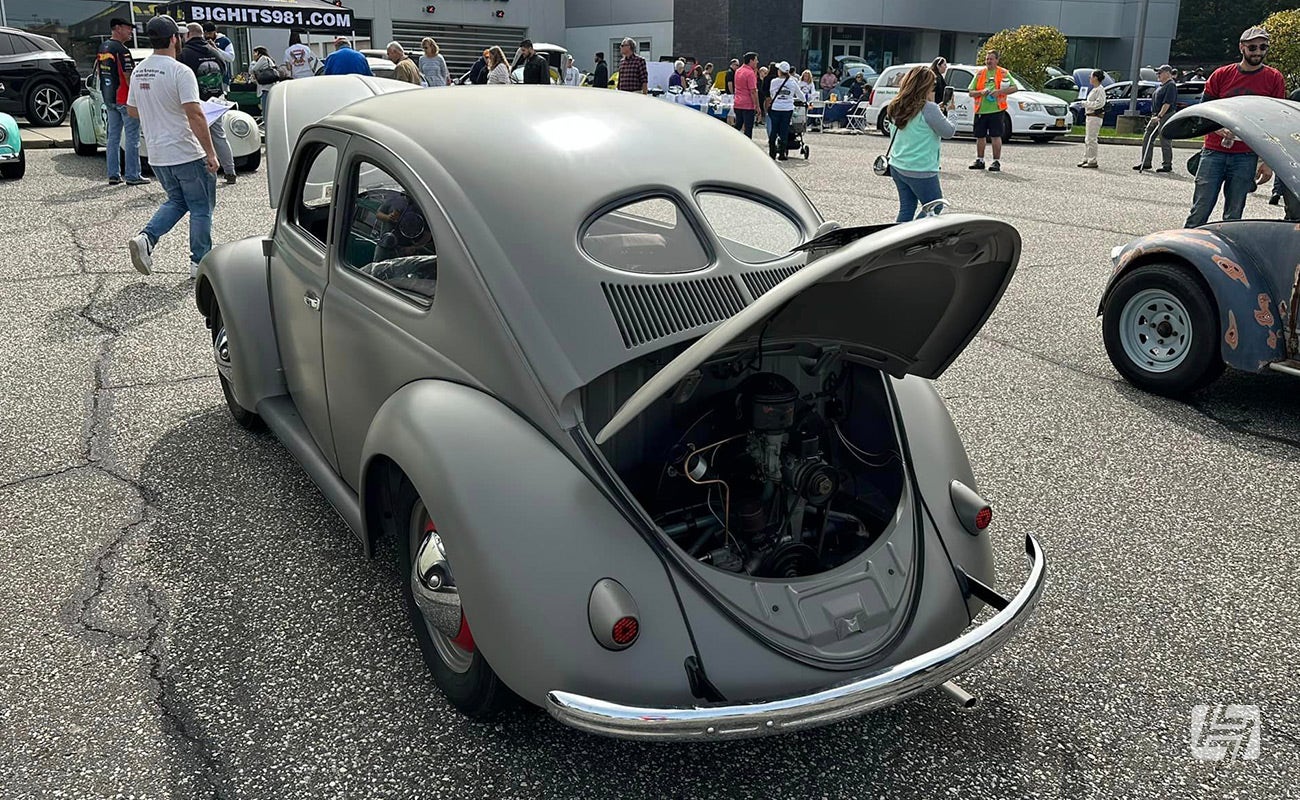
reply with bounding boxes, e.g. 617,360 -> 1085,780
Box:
733,51 -> 760,138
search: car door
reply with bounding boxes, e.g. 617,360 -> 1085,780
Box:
0,34 -> 24,113
269,129 -> 347,469
947,68 -> 975,129
321,142 -> 468,488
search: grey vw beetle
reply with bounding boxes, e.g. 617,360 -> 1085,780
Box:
195,76 -> 1046,740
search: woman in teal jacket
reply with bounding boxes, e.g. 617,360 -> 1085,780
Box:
884,65 -> 956,222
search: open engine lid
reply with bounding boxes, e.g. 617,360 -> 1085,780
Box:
1161,96 -> 1300,194
594,214 -> 1020,444
266,75 -> 422,208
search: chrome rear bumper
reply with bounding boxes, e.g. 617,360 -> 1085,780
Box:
547,534 -> 1046,741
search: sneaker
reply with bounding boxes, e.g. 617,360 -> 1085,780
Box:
190,261 -> 200,279
128,233 -> 154,276
989,161 -> 1001,172
125,176 -> 151,185
108,176 -> 123,186
225,174 -> 237,185
968,159 -> 985,170
1081,162 -> 1099,169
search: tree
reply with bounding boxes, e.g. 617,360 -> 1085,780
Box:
1261,9 -> 1300,89
1173,0 -> 1290,64
977,26 -> 1068,88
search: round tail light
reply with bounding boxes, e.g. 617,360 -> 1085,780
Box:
975,507 -> 993,530
611,616 -> 639,646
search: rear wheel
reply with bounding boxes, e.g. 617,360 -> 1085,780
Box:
25,82 -> 69,126
0,149 -> 22,180
876,115 -> 886,136
1001,111 -> 1014,142
237,148 -> 261,173
395,478 -> 511,718
71,112 -> 97,156
209,304 -> 264,430
1102,262 -> 1224,395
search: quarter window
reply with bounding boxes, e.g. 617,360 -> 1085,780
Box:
341,161 -> 438,301
582,196 -> 709,274
290,143 -> 337,247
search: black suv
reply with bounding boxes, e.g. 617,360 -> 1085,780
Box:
0,27 -> 81,126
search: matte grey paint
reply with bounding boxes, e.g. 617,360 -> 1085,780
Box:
595,215 -> 1021,445
588,578 -> 640,651
195,238 -> 285,413
259,395 -> 364,536
1161,97 -> 1300,196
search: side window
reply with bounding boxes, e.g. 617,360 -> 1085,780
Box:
0,35 -> 16,57
290,143 -> 337,247
948,69 -> 973,91
341,161 -> 438,302
1105,85 -> 1125,100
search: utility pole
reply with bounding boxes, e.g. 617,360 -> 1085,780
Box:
1118,0 -> 1152,133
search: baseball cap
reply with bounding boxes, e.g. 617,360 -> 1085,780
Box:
333,36 -> 348,45
1157,64 -> 1174,74
777,60 -> 791,73
144,15 -> 180,44
1240,27 -> 1269,42
109,17 -> 132,28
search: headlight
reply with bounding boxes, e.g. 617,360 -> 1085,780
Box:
1110,245 -> 1125,263
229,118 -> 251,138
1017,101 -> 1043,112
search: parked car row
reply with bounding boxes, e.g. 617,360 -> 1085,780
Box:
1068,80 -> 1206,127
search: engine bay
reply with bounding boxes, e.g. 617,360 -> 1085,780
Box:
588,347 -> 906,580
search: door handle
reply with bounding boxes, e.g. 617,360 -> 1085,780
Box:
303,291 -> 320,310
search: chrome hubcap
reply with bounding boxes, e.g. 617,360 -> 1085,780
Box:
34,87 -> 64,123
213,325 -> 233,379
1118,288 -> 1193,373
409,502 -> 473,674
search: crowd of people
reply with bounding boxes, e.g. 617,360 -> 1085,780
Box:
99,11 -> 1300,277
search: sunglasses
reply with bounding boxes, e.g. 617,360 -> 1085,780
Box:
1244,43 -> 1268,52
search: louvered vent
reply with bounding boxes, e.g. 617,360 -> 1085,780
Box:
742,264 -> 803,299
602,277 -> 747,348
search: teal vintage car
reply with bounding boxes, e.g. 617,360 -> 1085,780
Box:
0,107 -> 24,179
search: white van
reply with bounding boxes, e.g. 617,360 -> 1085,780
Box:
865,63 -> 1071,142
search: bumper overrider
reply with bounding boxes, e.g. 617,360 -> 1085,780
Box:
547,534 -> 1046,740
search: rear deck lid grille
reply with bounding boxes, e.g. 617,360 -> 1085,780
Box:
602,277 -> 747,348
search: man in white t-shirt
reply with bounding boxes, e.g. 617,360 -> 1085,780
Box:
126,15 -> 219,279
284,31 -> 320,79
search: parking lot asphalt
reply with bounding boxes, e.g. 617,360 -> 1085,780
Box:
1,132 -> 1298,800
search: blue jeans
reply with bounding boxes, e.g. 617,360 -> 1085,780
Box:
1185,149 -> 1257,228
891,171 -> 943,222
105,103 -> 142,181
142,158 -> 217,265
768,109 -> 792,156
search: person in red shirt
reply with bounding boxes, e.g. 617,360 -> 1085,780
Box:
1185,27 -> 1287,227
732,52 -> 759,139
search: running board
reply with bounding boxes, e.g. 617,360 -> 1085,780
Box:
1267,360 -> 1300,378
257,395 -> 364,540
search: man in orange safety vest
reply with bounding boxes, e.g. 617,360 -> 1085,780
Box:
967,49 -> 1018,172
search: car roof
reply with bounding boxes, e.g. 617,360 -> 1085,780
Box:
320,87 -> 822,411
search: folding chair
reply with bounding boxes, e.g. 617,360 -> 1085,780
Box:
806,101 -> 825,132
845,101 -> 871,134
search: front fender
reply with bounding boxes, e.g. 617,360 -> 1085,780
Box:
892,376 -> 994,619
1101,229 -> 1286,372
222,109 -> 260,157
359,380 -> 700,708
0,113 -> 19,157
194,236 -> 284,412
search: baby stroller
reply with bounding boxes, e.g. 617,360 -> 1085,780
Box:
787,104 -> 811,159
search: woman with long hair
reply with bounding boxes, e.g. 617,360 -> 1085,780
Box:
419,38 -> 450,87
798,69 -> 816,104
486,46 -> 510,84
930,57 -> 948,104
883,65 -> 956,222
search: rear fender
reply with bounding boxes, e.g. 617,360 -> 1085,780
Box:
1101,230 -> 1287,372
194,236 -> 284,411
359,380 -> 699,708
892,376 -> 994,618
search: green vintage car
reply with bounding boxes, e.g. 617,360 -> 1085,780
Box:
0,107 -> 24,179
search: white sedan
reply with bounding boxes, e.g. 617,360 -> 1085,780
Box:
865,62 -> 1072,142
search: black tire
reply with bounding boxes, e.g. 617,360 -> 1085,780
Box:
24,81 -> 69,126
71,113 -> 97,156
0,148 -> 22,179
876,115 -> 887,136
237,148 -> 261,173
1001,111 -> 1014,142
394,477 -> 511,718
1102,262 -> 1225,395
209,305 -> 264,431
